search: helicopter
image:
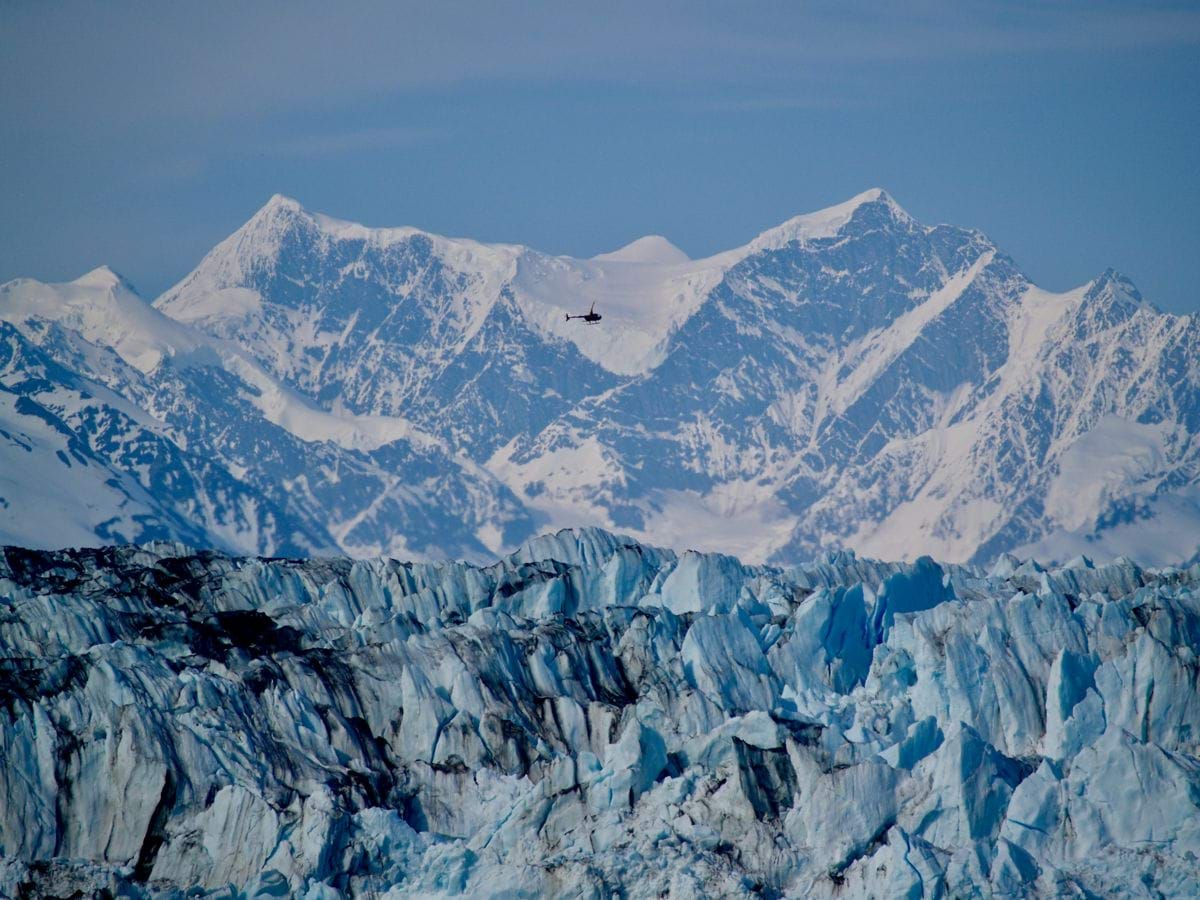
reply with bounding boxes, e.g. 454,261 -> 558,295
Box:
565,301 -> 602,324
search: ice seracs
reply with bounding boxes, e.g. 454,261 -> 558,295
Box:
2,530 -> 1198,896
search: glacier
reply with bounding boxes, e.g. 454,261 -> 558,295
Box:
2,528 -> 1199,897
3,189 -> 1200,566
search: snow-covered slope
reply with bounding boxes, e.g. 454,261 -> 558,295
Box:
5,189 -> 1199,564
0,269 -> 533,559
592,234 -> 691,265
3,532 -> 1199,896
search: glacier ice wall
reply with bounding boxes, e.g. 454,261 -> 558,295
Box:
1,528 -> 1199,897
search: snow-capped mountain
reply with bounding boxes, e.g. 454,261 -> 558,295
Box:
3,531 -> 1199,896
0,267 -> 531,559
4,189 -> 1199,564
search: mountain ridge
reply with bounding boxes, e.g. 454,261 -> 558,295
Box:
2,189 -> 1198,566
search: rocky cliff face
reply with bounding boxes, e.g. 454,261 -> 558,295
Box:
2,530 -> 1199,897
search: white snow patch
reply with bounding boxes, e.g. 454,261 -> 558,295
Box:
218,353 -> 434,453
486,435 -> 625,528
1044,416 -> 1171,532
1,268 -> 202,373
634,484 -> 797,564
161,287 -> 261,324
592,235 -> 691,265
1000,283 -> 1085,392
511,248 -> 736,376
487,438 -> 795,564
1016,485 -> 1200,566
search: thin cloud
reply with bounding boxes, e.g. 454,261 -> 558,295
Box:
5,2 -> 1199,133
259,126 -> 446,158
141,156 -> 209,185
697,95 -> 866,113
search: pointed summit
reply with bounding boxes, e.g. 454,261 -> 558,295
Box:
592,235 -> 691,265
1089,268 -> 1140,299
824,187 -> 911,220
1084,267 -> 1153,315
71,265 -> 138,294
259,193 -> 304,214
232,193 -> 430,248
1,266 -> 200,373
853,187 -> 905,211
242,193 -> 309,234
751,188 -> 915,252
163,193 -> 321,297
236,193 -> 311,237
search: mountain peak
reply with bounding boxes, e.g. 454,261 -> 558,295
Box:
751,188 -> 914,253
1,266 -> 199,374
854,187 -> 900,208
1091,267 -> 1138,296
1086,267 -> 1154,314
241,194 -> 430,248
72,265 -> 136,294
592,234 -> 691,265
262,193 -> 304,214
189,194 -> 320,285
240,194 -> 309,234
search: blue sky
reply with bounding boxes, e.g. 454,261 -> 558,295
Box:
2,1 -> 1198,310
